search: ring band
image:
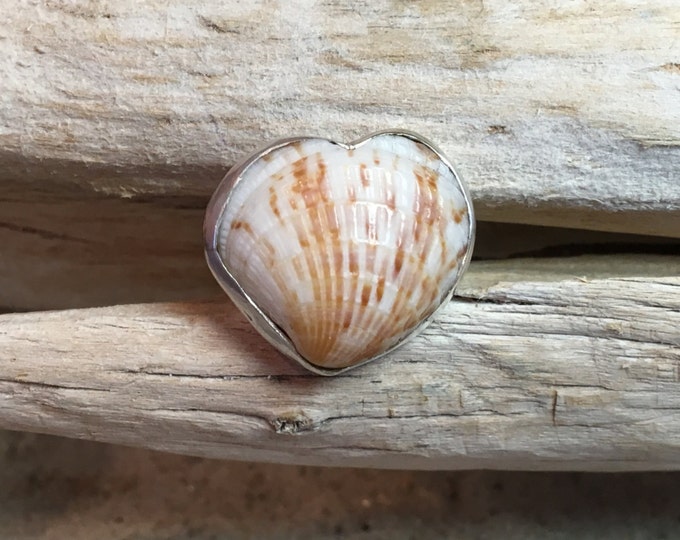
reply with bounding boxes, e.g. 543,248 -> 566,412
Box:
204,130 -> 475,375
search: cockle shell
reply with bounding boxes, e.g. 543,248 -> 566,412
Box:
205,131 -> 474,374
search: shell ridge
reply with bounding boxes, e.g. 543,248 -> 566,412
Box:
296,168 -> 326,362
352,148 -> 393,365
317,150 -> 344,362
416,167 -> 444,317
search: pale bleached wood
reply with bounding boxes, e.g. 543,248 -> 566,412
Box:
2,259 -> 680,471
0,1 -> 679,236
1,181 -> 677,312
0,194 -> 213,311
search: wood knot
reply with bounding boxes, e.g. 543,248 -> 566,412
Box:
270,411 -> 314,434
487,125 -> 509,135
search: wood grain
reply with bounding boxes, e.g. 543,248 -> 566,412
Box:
1,1 -> 679,236
2,259 -> 680,470
1,0 -> 679,472
3,176 -> 676,312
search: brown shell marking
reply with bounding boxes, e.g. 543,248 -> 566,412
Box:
223,139 -> 469,369
292,155 -> 444,366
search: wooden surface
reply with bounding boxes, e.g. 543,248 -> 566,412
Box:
2,257 -> 680,471
1,0 -> 679,237
1,1 -> 679,473
1,191 -> 676,312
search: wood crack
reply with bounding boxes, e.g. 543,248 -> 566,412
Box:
110,367 -> 364,381
0,221 -> 92,244
0,377 -> 110,392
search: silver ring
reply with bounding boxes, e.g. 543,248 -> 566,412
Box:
204,130 -> 475,375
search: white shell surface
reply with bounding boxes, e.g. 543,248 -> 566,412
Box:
217,134 -> 472,369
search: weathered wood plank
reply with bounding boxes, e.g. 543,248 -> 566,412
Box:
0,192 -> 212,311
2,260 -> 679,470
1,178 -> 678,312
1,1 -> 679,236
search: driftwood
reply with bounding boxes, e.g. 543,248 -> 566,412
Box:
1,192 -> 676,312
1,0 -> 679,237
1,1 -> 679,472
2,258 -> 680,471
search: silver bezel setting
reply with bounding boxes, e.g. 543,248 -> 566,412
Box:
204,130 -> 476,376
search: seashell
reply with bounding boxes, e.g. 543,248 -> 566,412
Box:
204,130 -> 474,375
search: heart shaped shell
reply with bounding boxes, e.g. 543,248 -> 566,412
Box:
207,131 -> 474,373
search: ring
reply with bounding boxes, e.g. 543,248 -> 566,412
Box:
204,130 -> 475,376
